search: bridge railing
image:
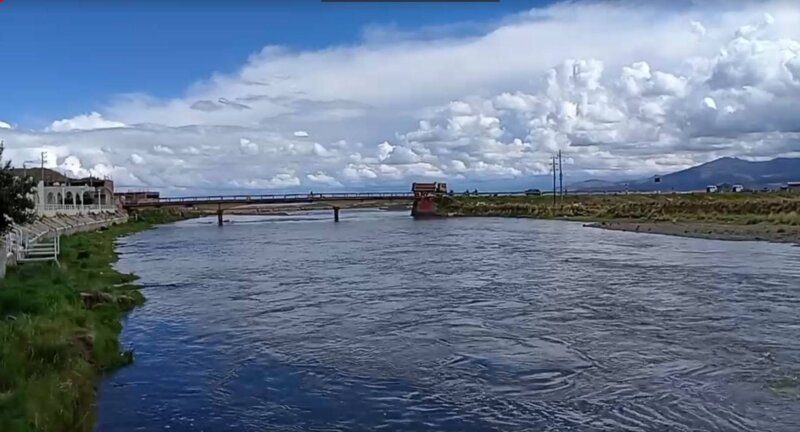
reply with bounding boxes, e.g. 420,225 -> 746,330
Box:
145,192 -> 417,204
126,191 -> 546,207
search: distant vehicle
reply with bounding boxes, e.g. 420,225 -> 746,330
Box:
732,184 -> 744,192
524,188 -> 542,196
706,185 -> 718,193
411,182 -> 448,196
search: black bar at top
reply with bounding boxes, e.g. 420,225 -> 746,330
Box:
322,0 -> 498,3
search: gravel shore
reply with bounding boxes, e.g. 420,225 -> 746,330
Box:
586,220 -> 800,245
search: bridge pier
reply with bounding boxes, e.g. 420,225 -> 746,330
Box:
217,208 -> 224,226
333,207 -> 340,222
411,196 -> 439,218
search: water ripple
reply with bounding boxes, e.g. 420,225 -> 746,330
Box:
97,212 -> 800,431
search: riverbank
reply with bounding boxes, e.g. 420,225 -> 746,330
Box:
437,193 -> 800,244
585,220 -> 800,244
0,209 -> 192,432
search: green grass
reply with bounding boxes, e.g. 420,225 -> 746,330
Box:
438,192 -> 800,224
0,209 -> 192,432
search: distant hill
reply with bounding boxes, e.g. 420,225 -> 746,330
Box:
9,167 -> 70,183
571,157 -> 800,192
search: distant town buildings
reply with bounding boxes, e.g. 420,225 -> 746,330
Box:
784,182 -> 800,192
114,191 -> 160,204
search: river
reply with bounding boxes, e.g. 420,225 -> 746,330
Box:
96,210 -> 800,431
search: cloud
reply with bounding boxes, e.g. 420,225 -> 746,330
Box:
190,100 -> 222,112
153,145 -> 175,155
0,120 -> 12,130
130,153 -> 145,165
47,112 -> 126,132
690,20 -> 707,38
239,138 -> 259,155
306,171 -> 342,186
3,1 -> 800,193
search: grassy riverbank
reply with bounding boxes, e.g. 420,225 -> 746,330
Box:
0,210 -> 190,432
438,193 -> 800,243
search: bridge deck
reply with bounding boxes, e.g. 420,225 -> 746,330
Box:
122,191 -> 532,208
125,192 -> 418,208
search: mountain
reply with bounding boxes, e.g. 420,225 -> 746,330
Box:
571,157 -> 800,192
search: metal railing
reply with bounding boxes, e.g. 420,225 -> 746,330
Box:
4,225 -> 47,263
148,192 -> 417,203
126,191 -> 541,206
2,214 -> 128,276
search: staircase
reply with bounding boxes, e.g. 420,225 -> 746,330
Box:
18,236 -> 60,265
8,226 -> 60,266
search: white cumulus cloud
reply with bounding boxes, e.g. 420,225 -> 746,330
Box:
47,112 -> 126,132
1,1 -> 800,193
306,171 -> 342,186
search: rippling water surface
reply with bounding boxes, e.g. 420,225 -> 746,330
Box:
96,210 -> 800,431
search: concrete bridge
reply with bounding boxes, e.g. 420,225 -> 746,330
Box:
122,188 -> 542,225
123,192 -> 422,225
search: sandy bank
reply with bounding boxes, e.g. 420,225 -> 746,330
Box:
585,220 -> 800,245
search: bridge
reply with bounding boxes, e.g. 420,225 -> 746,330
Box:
121,189 -> 538,225
123,192 -> 433,225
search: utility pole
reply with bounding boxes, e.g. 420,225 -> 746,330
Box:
40,151 -> 46,185
552,155 -> 557,206
558,150 -> 564,202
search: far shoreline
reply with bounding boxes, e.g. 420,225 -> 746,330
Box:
435,193 -> 800,246
584,219 -> 800,245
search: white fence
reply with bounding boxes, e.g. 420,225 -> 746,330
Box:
3,225 -> 52,264
38,203 -> 117,216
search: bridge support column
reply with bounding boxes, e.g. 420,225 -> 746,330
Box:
411,196 -> 440,219
333,207 -> 340,222
217,208 -> 224,226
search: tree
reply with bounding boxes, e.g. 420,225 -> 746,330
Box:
0,142 -> 36,234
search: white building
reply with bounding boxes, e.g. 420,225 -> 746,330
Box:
33,181 -> 116,216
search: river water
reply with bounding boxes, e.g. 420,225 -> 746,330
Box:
96,210 -> 800,432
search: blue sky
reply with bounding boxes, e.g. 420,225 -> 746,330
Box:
1,1 -> 798,194
0,0 -> 549,129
